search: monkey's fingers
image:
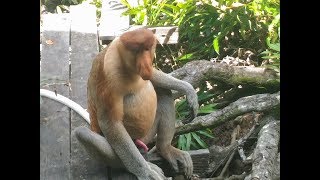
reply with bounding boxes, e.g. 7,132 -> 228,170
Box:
181,107 -> 197,124
186,95 -> 199,118
166,156 -> 179,173
181,113 -> 193,124
180,152 -> 193,179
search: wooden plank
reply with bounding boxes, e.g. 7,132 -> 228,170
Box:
40,13 -> 70,84
40,13 -> 71,180
69,3 -> 107,180
148,26 -> 179,44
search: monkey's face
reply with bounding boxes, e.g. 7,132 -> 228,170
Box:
135,46 -> 155,80
120,28 -> 157,80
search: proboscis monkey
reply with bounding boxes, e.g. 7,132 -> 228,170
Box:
74,28 -> 199,179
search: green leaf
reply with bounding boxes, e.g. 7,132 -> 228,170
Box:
177,53 -> 194,61
178,135 -> 186,150
186,133 -> 191,150
260,50 -> 270,55
160,8 -> 174,17
197,130 -> 214,138
261,55 -> 279,59
190,141 -> 200,149
120,0 -> 132,8
163,4 -> 180,12
213,36 -> 220,55
198,104 -> 217,114
269,43 -> 280,52
197,92 -> 215,102
191,132 -> 208,148
175,99 -> 187,112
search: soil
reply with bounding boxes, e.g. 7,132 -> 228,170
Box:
208,112 -> 261,147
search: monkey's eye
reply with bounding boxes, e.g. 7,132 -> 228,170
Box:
144,48 -> 150,51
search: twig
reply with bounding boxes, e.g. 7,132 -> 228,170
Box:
217,125 -> 241,178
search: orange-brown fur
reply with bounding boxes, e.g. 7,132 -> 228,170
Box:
87,28 -> 157,139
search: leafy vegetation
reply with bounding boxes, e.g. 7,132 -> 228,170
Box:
175,90 -> 217,150
121,0 -> 280,67
41,0 -> 85,13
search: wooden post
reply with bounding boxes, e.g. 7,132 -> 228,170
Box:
40,13 -> 71,180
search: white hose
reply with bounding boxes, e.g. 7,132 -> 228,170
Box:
40,89 -> 90,124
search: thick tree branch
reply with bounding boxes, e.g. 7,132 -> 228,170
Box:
245,121 -> 280,180
175,91 -> 280,135
169,60 -> 279,91
207,115 -> 277,177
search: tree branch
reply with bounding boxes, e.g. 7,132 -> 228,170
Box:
170,60 -> 279,93
245,120 -> 280,180
207,114 -> 277,177
175,91 -> 280,135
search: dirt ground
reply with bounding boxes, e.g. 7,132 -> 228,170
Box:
209,112 -> 261,147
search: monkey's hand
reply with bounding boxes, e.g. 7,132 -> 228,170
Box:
185,84 -> 199,120
159,146 -> 193,179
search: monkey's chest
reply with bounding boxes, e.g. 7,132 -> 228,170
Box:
122,84 -> 157,139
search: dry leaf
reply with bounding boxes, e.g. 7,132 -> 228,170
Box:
46,39 -> 54,45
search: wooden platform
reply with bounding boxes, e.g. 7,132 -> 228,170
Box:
40,2 -> 207,180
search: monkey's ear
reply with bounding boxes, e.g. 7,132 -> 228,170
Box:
151,28 -> 156,34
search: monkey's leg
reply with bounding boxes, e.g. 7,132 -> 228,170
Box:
75,126 -> 167,179
74,126 -> 124,168
153,88 -> 194,178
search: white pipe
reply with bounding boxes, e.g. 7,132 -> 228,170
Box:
40,89 -> 90,124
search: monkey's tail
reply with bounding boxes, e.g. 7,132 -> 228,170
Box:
40,89 -> 90,124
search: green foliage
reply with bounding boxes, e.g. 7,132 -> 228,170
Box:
42,0 -> 84,13
176,90 -> 216,150
89,0 -> 102,20
178,130 -> 214,150
260,38 -> 280,74
121,0 -> 280,64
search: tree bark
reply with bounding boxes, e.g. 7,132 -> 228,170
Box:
169,60 -> 279,98
175,91 -> 280,135
244,121 -> 280,180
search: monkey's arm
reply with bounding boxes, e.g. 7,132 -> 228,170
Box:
97,96 -> 166,180
151,69 -> 199,118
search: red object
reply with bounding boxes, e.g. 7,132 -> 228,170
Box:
135,139 -> 148,153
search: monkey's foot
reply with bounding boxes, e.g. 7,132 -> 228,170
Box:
159,146 -> 193,179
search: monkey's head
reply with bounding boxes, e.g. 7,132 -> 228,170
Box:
119,28 -> 157,80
